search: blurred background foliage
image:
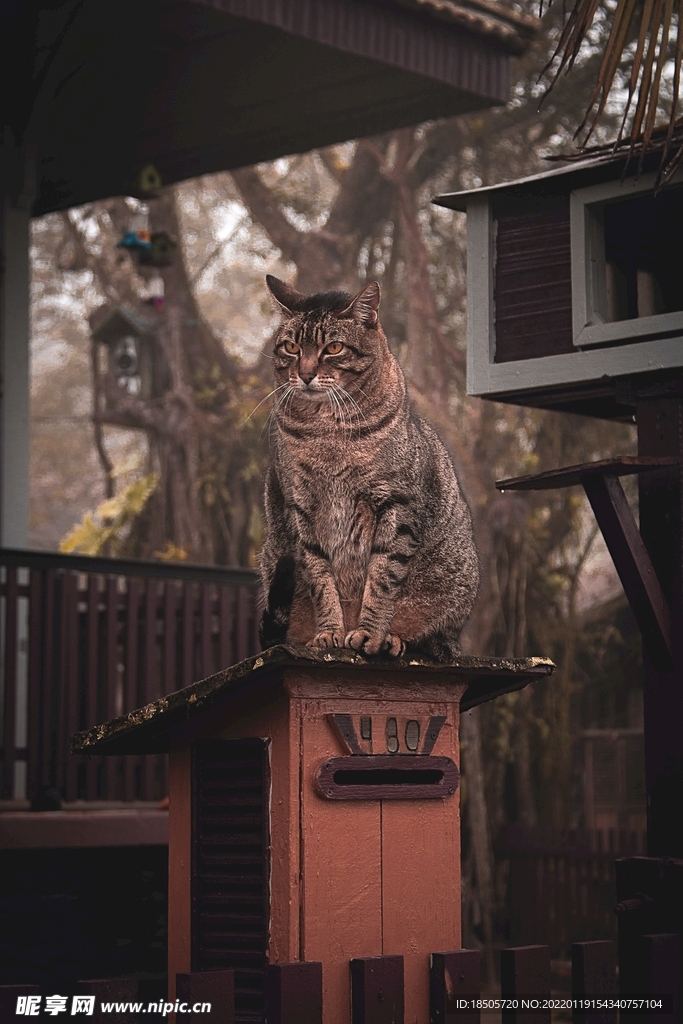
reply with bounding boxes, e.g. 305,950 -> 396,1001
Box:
29,0 -> 652,960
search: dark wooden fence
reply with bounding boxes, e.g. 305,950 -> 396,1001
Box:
497,826 -> 648,958
3,936 -> 680,1022
2,940 -> 649,1022
0,549 -> 260,804
260,940 -> 677,1024
0,946 -> 595,1024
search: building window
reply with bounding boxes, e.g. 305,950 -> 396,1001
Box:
603,188 -> 683,322
570,173 -> 683,348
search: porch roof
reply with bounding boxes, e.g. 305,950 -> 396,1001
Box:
3,0 -> 537,216
71,644 -> 554,755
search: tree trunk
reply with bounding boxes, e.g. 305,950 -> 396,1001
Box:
91,187 -> 267,565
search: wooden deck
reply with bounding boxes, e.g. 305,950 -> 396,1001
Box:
0,806 -> 168,848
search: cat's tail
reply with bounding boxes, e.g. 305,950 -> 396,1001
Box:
259,555 -> 296,649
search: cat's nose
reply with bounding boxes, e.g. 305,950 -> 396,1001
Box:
299,371 -> 316,385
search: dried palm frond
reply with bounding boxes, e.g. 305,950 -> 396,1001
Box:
545,114 -> 683,177
542,0 -> 683,182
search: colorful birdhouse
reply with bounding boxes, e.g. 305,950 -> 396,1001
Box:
118,209 -> 153,255
139,231 -> 177,268
129,163 -> 164,200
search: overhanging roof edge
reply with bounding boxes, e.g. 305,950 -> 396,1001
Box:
432,155 -> 628,211
71,644 -> 555,755
191,0 -> 532,68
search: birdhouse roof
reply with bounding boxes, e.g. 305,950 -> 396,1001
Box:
89,305 -> 153,344
71,644 -> 554,756
433,158 -> 613,212
433,143 -> 682,212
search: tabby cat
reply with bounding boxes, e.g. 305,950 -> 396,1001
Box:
259,275 -> 479,661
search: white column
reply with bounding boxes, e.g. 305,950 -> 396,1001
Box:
0,165 -> 31,549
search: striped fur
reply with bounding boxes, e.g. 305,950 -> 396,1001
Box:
259,276 -> 479,660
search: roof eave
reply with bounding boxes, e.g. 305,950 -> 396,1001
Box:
71,645 -> 555,756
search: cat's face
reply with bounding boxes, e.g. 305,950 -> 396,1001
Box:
267,277 -> 383,406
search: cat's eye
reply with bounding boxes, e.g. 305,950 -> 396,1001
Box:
324,341 -> 344,355
283,339 -> 299,354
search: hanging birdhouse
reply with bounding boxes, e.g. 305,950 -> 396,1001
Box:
89,304 -> 167,407
128,163 -> 163,200
138,231 -> 177,267
117,208 -> 152,256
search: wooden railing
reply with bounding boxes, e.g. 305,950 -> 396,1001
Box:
496,825 -> 648,958
0,549 -> 260,804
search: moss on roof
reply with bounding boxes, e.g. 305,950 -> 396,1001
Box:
71,645 -> 554,756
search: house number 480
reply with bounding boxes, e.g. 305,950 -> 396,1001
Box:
385,717 -> 420,753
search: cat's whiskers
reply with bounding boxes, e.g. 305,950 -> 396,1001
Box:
241,382 -> 290,427
325,389 -> 341,429
321,380 -> 351,436
327,387 -> 349,435
336,389 -> 357,438
328,385 -> 354,436
283,384 -> 298,422
331,382 -> 367,437
262,384 -> 295,439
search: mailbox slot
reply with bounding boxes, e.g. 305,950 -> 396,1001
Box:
316,755 -> 459,800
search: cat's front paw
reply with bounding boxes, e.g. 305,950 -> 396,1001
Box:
308,630 -> 345,650
383,632 -> 406,657
345,629 -> 407,657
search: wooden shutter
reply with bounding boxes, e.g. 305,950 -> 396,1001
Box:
493,198 -> 574,362
192,738 -> 270,1023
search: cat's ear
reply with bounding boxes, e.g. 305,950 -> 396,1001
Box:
266,275 -> 304,318
340,281 -> 380,328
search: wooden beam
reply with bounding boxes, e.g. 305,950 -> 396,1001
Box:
0,183 -> 31,548
496,456 -> 679,492
495,456 -> 675,669
636,395 -> 683,855
460,673 -> 541,712
582,475 -> 672,669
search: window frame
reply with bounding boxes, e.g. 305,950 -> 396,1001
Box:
464,183 -> 683,402
570,170 -> 683,349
